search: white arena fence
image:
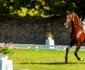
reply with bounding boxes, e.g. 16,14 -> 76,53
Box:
0,43 -> 85,51
13,44 -> 85,51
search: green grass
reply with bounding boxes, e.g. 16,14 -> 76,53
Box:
9,50 -> 85,70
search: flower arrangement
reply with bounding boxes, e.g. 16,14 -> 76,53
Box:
46,32 -> 53,38
0,43 -> 16,56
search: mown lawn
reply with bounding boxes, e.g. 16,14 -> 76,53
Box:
9,50 -> 85,70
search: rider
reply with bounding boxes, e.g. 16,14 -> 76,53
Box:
81,17 -> 85,33
82,17 -> 85,24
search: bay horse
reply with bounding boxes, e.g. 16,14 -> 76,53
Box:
64,11 -> 85,63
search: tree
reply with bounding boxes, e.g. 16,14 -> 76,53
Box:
71,0 -> 85,20
0,0 -> 10,19
0,0 -> 85,19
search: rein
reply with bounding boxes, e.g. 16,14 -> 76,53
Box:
72,16 -> 83,27
73,23 -> 83,27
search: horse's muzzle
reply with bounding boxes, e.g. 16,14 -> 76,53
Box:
64,22 -> 69,28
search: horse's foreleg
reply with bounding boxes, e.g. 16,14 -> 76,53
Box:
65,46 -> 70,63
74,42 -> 84,61
65,41 -> 75,63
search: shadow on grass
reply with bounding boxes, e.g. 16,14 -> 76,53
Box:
20,62 -> 79,65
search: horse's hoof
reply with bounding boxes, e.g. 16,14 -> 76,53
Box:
78,57 -> 84,61
65,61 -> 68,64
80,58 -> 84,61
65,59 -> 68,64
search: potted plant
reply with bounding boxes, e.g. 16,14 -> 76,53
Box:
46,32 -> 53,40
45,32 -> 55,46
0,43 -> 14,60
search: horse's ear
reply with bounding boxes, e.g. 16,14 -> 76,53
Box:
71,11 -> 75,15
67,10 -> 71,14
72,11 -> 74,13
67,10 -> 70,13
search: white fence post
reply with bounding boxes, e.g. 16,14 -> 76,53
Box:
28,46 -> 30,49
0,60 -> 13,70
36,46 -> 38,50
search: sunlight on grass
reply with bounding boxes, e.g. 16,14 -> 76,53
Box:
9,50 -> 85,70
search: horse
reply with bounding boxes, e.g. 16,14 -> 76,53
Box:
64,11 -> 85,63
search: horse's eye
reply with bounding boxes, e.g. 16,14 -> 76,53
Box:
66,15 -> 70,19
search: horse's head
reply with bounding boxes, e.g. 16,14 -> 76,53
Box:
64,11 -> 74,28
64,11 -> 82,28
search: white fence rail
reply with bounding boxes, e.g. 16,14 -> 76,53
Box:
12,44 -> 85,51
0,43 -> 85,51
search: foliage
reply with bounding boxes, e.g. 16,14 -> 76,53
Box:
71,0 -> 85,20
0,43 -> 14,56
0,0 -> 85,19
46,32 -> 53,38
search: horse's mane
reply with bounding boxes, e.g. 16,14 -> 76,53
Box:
73,12 -> 82,24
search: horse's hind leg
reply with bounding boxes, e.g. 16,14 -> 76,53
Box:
65,40 -> 75,63
74,42 -> 84,61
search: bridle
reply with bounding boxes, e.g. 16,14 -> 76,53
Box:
66,13 -> 83,27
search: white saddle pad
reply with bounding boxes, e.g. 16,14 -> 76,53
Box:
82,21 -> 85,33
